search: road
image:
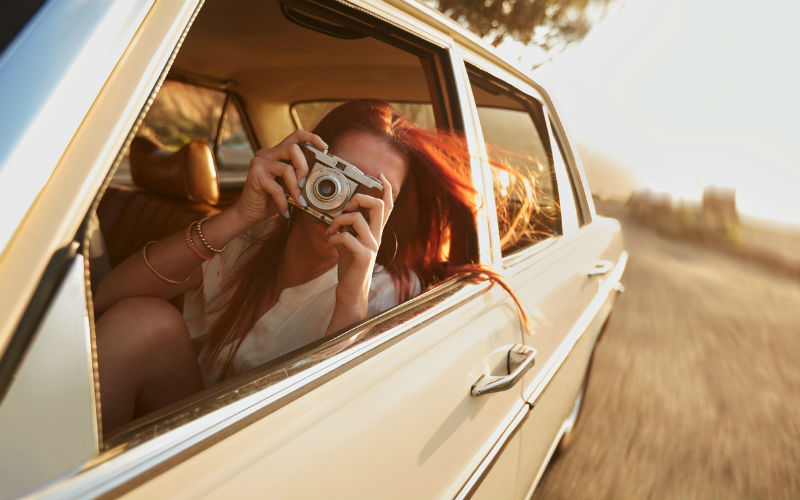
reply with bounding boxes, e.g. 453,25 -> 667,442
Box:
533,208 -> 800,499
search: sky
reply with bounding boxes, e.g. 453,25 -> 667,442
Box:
499,0 -> 800,228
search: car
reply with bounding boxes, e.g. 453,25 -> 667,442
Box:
0,0 -> 626,498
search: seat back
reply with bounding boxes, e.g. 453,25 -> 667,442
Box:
98,137 -> 222,267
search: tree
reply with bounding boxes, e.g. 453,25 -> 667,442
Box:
426,0 -> 613,50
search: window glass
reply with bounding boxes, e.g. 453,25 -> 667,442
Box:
111,80 -> 256,188
549,117 -> 591,226
292,101 -> 437,131
468,68 -> 562,255
138,80 -> 226,150
217,102 -> 254,172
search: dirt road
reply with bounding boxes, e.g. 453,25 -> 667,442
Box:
533,208 -> 800,499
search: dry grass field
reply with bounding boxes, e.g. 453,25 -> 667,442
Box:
533,201 -> 800,499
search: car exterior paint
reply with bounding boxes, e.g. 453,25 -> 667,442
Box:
0,0 -> 626,498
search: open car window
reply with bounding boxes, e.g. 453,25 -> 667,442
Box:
91,0 -> 474,448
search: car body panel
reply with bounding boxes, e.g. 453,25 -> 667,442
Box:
0,0 -> 201,372
0,0 -> 627,498
0,0 -> 154,259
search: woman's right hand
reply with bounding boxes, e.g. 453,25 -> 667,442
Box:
231,130 -> 328,227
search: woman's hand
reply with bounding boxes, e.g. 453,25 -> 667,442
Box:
231,130 -> 328,227
325,174 -> 394,332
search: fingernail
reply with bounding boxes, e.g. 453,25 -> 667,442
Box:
299,177 -> 306,189
321,140 -> 329,149
283,210 -> 291,219
299,194 -> 308,207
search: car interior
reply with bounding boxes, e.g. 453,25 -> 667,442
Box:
91,0 -> 561,442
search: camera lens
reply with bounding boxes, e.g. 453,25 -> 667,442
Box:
316,179 -> 336,199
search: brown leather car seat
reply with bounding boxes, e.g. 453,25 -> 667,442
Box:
97,136 -> 222,268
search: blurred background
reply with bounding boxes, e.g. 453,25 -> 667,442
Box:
425,0 -> 800,497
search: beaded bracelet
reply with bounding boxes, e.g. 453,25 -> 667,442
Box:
194,217 -> 227,254
185,222 -> 211,261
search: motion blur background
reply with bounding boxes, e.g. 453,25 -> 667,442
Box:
428,0 -> 800,497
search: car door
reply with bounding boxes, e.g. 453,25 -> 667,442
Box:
462,62 -> 626,497
0,1 -> 535,498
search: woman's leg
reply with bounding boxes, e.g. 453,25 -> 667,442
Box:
96,297 -> 204,432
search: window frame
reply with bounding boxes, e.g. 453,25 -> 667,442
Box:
60,2 -> 490,496
461,61 -> 567,263
140,73 -> 260,188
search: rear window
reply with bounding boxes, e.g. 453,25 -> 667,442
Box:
292,101 -> 437,130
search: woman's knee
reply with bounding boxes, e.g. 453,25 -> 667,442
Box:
97,297 -> 187,348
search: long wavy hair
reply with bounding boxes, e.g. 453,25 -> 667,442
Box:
204,100 -> 548,376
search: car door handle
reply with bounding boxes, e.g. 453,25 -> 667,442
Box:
587,260 -> 613,276
471,344 -> 537,397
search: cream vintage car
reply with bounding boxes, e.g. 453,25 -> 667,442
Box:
0,0 -> 626,498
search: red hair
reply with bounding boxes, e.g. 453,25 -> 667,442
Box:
204,100 -> 537,375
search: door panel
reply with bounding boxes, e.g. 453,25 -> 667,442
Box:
513,220 -> 625,492
0,256 -> 98,498
121,284 -> 527,499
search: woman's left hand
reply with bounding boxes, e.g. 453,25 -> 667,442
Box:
325,174 -> 394,331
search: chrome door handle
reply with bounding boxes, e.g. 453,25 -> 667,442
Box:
587,260 -> 613,276
471,344 -> 537,397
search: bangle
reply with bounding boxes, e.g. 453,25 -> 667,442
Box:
142,241 -> 190,285
194,217 -> 227,254
185,222 -> 212,261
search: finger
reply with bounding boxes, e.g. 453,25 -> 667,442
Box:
328,212 -> 378,251
254,130 -> 328,161
287,130 -> 328,152
379,173 -> 395,225
287,143 -> 310,195
327,232 -> 372,262
258,158 -> 301,206
344,193 -> 384,238
253,167 -> 289,216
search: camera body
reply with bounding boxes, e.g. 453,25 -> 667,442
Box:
288,143 -> 383,225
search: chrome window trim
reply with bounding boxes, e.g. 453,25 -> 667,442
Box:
547,114 -> 580,235
461,59 -> 567,264
32,276 -> 492,499
450,46 -> 499,266
521,250 -> 628,404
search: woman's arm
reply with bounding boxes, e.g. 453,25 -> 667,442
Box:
93,210 -> 252,314
324,173 -> 394,335
94,130 -> 327,315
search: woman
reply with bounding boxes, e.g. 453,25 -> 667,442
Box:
95,100 -> 483,431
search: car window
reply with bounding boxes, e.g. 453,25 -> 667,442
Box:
467,66 -> 562,256
111,80 -> 255,189
292,101 -> 437,130
549,115 -> 591,226
91,0 -> 473,448
217,100 -> 254,172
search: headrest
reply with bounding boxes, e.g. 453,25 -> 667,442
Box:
130,136 -> 220,205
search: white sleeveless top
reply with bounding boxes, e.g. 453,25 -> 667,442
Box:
183,219 -> 420,386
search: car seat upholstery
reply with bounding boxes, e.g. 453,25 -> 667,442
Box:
97,136 -> 222,268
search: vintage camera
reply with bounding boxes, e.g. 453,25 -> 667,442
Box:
286,143 -> 383,225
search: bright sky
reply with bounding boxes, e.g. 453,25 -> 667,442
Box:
502,0 -> 800,227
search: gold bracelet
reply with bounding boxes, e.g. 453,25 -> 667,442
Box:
142,241 -> 190,285
194,217 -> 227,254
